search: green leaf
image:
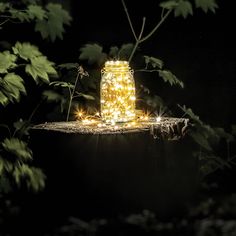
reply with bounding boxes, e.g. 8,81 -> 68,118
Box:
144,95 -> 164,109
109,46 -> 119,58
13,164 -> 45,192
79,44 -> 107,65
0,3 -> 9,13
0,51 -> 17,73
58,63 -> 79,69
214,128 -> 234,142
0,156 -> 3,175
195,0 -> 218,13
144,56 -> 163,69
190,131 -> 212,151
76,93 -> 95,100
0,73 -> 26,103
27,5 -> 46,20
159,0 -> 179,9
26,56 -> 57,83
42,90 -> 63,102
2,138 -> 32,161
13,119 -> 30,136
26,166 -> 46,192
12,42 -> 42,61
158,70 -> 184,88
178,105 -> 203,124
0,90 -> 8,106
174,0 -> 193,18
0,174 -> 12,193
118,43 -> 134,60
232,125 -> 236,136
9,9 -> 31,22
50,81 -> 74,89
35,3 -> 72,42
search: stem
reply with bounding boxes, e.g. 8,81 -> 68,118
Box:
0,18 -> 9,26
66,87 -> 72,122
121,0 -> 137,41
28,100 -> 43,123
136,69 -> 160,73
128,17 -> 146,62
140,9 -> 172,43
121,0 -> 172,62
66,69 -> 81,121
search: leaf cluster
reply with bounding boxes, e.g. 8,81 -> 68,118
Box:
0,2 -> 72,41
0,41 -> 57,106
179,105 -> 235,178
160,0 -> 218,18
0,135 -> 45,193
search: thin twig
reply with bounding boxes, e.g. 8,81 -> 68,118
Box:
121,0 -> 137,41
66,69 -> 81,121
140,9 -> 172,43
128,17 -> 146,62
136,69 -> 159,73
0,18 -> 9,26
28,99 -> 44,123
161,7 -> 165,19
121,0 -> 172,63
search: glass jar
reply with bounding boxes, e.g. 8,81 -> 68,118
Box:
101,61 -> 136,123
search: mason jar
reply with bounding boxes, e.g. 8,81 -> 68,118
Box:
101,61 -> 136,123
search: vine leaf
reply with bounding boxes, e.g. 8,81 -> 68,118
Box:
13,164 -> 45,192
79,44 -> 107,65
43,90 -> 63,102
118,43 -> 134,60
158,70 -> 184,88
12,42 -> 42,61
174,0 -> 193,18
159,0 -> 178,10
27,5 -> 46,20
76,93 -> 95,100
13,119 -> 30,136
178,105 -> 203,124
9,9 -> 31,22
26,56 -> 57,83
2,138 -> 32,161
0,51 -> 17,73
144,56 -> 163,69
0,73 -> 26,103
109,46 -> 119,58
42,90 -> 67,113
35,3 -> 72,41
195,0 -> 218,13
232,125 -> 236,136
50,81 -> 75,89
190,131 -> 213,151
58,63 -> 79,69
214,128 -> 234,143
0,91 -> 8,106
0,3 -> 9,13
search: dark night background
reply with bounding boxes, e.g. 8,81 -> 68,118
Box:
52,0 -> 236,126
2,0 -> 236,126
1,0 -> 236,235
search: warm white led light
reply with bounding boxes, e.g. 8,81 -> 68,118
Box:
101,61 -> 136,123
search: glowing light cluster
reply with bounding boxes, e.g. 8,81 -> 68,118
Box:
101,60 -> 136,123
74,108 -> 162,132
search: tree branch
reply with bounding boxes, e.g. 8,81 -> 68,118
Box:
128,17 -> 146,62
121,0 -> 138,41
0,18 -> 10,27
140,9 -> 172,43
